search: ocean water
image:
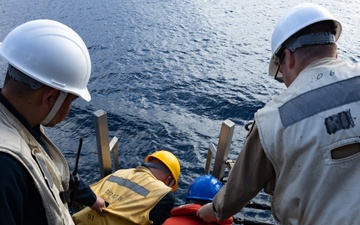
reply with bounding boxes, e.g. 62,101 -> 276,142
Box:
0,0 -> 359,223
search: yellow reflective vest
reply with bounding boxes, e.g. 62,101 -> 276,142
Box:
72,166 -> 171,225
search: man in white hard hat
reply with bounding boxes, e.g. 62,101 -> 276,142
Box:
197,3 -> 360,224
0,20 -> 105,225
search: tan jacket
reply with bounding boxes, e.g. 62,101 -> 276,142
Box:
256,59 -> 360,224
0,102 -> 74,225
213,59 -> 360,224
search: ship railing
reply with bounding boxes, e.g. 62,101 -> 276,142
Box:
92,109 -> 273,224
93,109 -> 119,178
93,109 -> 236,180
204,119 -> 235,180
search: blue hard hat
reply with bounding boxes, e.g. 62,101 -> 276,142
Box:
186,174 -> 223,201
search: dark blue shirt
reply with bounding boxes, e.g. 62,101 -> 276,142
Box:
149,191 -> 175,225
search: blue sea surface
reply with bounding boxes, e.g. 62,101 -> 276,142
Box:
0,0 -> 359,223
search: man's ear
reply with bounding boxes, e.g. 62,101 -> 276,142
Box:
284,49 -> 295,69
165,174 -> 174,187
41,88 -> 59,109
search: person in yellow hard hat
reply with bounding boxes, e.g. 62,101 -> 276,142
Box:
72,150 -> 181,225
198,3 -> 360,225
0,19 -> 105,225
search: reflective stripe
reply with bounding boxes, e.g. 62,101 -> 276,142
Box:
107,175 -> 150,197
279,76 -> 360,127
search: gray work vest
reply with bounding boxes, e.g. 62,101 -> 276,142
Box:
256,59 -> 360,224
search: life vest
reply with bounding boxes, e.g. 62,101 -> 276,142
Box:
0,102 -> 74,225
256,58 -> 360,224
163,204 -> 233,225
72,166 -> 171,225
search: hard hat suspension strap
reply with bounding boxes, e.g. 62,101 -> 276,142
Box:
41,91 -> 68,125
284,32 -> 336,53
8,64 -> 43,89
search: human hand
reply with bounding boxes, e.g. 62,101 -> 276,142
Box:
90,195 -> 106,216
196,202 -> 217,222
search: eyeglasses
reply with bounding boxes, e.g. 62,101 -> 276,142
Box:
168,177 -> 175,187
274,51 -> 285,83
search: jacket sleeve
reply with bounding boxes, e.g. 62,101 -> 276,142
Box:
212,122 -> 275,220
73,178 -> 97,207
149,191 -> 175,225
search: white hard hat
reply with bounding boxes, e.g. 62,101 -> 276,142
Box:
0,19 -> 91,101
269,3 -> 342,78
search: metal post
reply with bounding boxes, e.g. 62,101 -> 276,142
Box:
204,142 -> 217,174
93,109 -> 113,178
212,119 -> 235,179
109,136 -> 119,171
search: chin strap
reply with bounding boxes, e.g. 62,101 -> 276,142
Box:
41,91 -> 68,125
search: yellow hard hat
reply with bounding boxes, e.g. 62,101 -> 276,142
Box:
145,150 -> 180,192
